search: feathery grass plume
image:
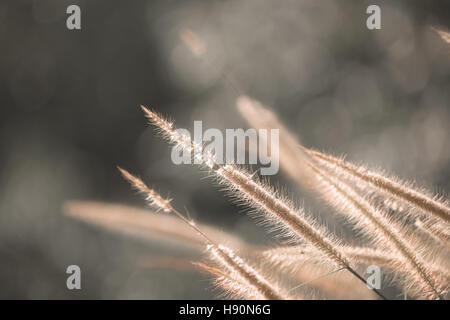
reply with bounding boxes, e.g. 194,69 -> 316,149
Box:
305,149 -> 450,251
415,218 -> 450,247
237,95 -> 450,226
181,31 -> 449,228
63,201 -> 250,253
236,97 -> 445,299
215,164 -> 350,268
139,105 -> 389,300
432,26 -> 450,44
181,31 -> 446,299
263,245 -> 450,283
205,243 -> 294,300
194,262 -> 277,300
118,167 -> 172,213
245,94 -> 450,250
307,166 -> 445,299
118,166 -> 290,300
240,95 -> 449,251
363,192 -> 450,251
265,245 -> 450,299
193,262 -> 240,297
259,246 -> 376,299
305,149 -> 450,225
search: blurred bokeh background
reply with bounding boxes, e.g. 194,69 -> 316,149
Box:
0,0 -> 449,299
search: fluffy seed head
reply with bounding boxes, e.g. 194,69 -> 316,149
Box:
432,26 -> 450,44
206,244 -> 292,300
117,166 -> 172,213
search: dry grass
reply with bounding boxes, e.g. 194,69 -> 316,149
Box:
137,106 -> 396,299
432,26 -> 450,44
64,103 -> 449,299
63,29 -> 449,300
117,167 -> 292,300
236,96 -> 449,299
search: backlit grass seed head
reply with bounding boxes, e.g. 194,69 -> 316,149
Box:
307,148 -> 450,225
141,105 -> 217,169
140,107 -> 356,271
117,166 -> 172,213
432,26 -> 450,44
206,244 -> 291,300
214,164 -> 353,269
236,96 -> 445,299
118,165 -> 288,300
